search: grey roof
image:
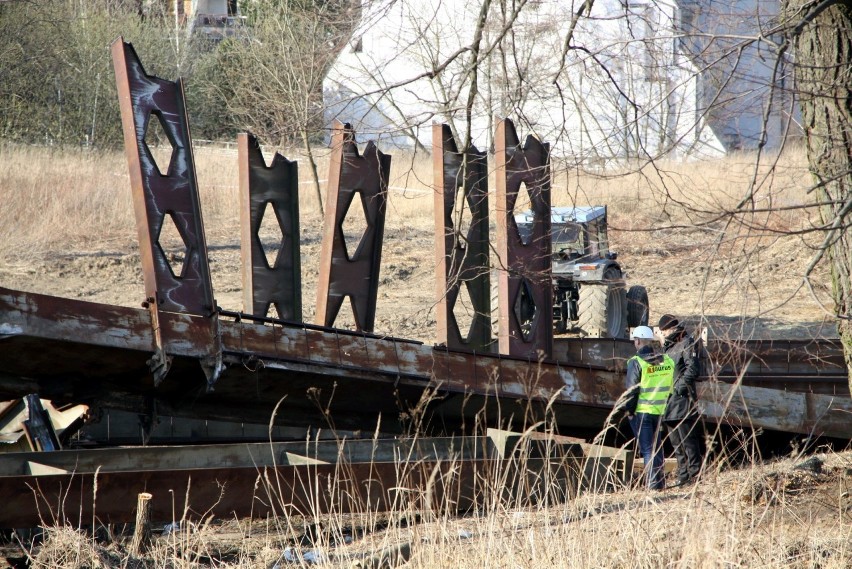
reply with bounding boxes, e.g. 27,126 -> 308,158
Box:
514,206 -> 606,224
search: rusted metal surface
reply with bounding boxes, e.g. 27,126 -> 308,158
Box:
76,407 -> 311,445
697,382 -> 852,438
238,133 -> 302,320
111,38 -> 215,316
111,38 -> 220,387
711,337 -> 847,379
557,336 -> 849,395
494,118 -> 553,359
315,122 -> 391,332
0,437 -> 581,527
2,287 -> 852,438
0,458 -> 487,526
433,123 -> 491,350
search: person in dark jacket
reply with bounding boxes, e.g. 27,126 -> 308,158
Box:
624,325 -> 674,490
658,314 -> 704,486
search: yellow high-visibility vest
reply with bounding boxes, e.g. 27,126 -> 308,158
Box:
630,354 -> 675,415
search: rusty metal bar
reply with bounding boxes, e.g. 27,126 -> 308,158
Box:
0,456 -> 489,527
111,38 -> 215,316
3,287 -> 852,438
433,123 -> 491,350
0,436 -> 581,527
494,118 -> 553,359
315,122 -> 391,332
238,133 -> 302,321
111,38 -> 220,387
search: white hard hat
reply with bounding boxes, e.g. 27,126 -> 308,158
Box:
630,326 -> 655,340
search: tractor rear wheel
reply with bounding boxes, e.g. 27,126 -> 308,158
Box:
626,285 -> 650,328
577,268 -> 627,338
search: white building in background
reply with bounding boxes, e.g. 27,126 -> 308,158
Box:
146,0 -> 243,39
323,0 -> 795,162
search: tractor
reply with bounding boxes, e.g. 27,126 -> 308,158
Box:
515,206 -> 649,338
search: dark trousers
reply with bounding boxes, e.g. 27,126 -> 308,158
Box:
665,414 -> 703,482
629,413 -> 665,490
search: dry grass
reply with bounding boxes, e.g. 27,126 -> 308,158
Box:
0,144 -> 842,567
0,141 -> 832,342
12,431 -> 852,568
0,142 -> 814,261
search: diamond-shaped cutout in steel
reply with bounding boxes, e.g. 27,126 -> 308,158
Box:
341,190 -> 369,261
266,303 -> 281,320
511,181 -> 534,246
143,110 -> 177,177
452,186 -> 472,247
513,278 -> 537,342
451,279 -> 477,342
257,201 -> 284,269
335,295 -> 358,331
157,212 -> 188,277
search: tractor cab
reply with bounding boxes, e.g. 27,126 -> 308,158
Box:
513,206 -> 647,338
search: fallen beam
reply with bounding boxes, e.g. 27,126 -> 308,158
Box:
0,435 -> 586,527
2,287 -> 852,439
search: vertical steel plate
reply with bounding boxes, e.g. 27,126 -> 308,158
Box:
315,122 -> 391,332
238,132 -> 302,321
494,119 -> 553,359
433,123 -> 491,350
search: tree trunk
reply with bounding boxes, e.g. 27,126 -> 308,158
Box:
790,1 -> 852,392
129,492 -> 153,556
301,128 -> 324,218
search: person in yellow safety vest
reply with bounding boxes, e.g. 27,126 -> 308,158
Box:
623,325 -> 675,490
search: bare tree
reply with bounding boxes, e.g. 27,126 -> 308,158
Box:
784,0 -> 852,389
218,0 -> 358,215
0,0 -> 223,145
322,0 -> 852,363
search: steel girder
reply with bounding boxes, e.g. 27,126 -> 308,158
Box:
316,122 -> 391,332
111,38 -> 221,386
0,436 -> 582,527
433,124 -> 491,351
238,133 -> 302,321
494,119 -> 553,359
111,38 -> 215,316
3,287 -> 852,439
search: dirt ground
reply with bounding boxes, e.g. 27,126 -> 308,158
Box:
0,219 -> 837,343
0,176 -> 847,567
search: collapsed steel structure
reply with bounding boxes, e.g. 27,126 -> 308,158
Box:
1,38 -> 851,444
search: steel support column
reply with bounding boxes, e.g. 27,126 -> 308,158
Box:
111,38 -> 220,386
238,133 -> 302,321
433,123 -> 491,350
315,122 -> 390,332
494,119 -> 553,358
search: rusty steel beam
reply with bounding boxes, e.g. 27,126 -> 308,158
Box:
557,336 -> 849,395
0,461 -> 486,527
433,123 -> 491,351
494,119 -> 553,359
315,122 -> 391,332
2,288 -> 852,438
111,38 -> 215,316
111,38 -> 221,387
238,133 -> 302,321
0,437 -> 581,527
0,455 -> 487,527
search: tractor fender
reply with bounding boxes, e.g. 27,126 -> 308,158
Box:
573,260 -> 623,283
